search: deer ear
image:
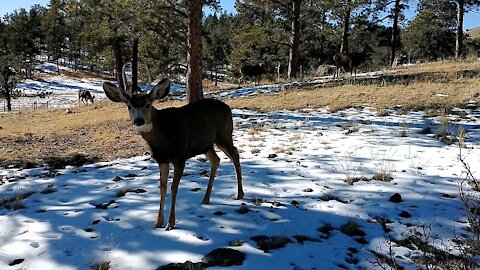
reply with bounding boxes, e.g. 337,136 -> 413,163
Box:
103,82 -> 129,103
149,78 -> 170,101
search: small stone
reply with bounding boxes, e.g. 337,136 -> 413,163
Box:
303,188 -> 313,192
389,193 -> 402,203
213,211 -> 226,216
9,258 -> 25,266
236,205 -> 250,214
399,211 -> 412,218
202,248 -> 246,266
113,176 -> 122,182
268,153 -> 278,158
228,240 -> 244,247
250,235 -> 292,252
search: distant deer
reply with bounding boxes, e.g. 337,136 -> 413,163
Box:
333,51 -> 367,79
78,90 -> 95,106
103,67 -> 244,230
240,64 -> 265,85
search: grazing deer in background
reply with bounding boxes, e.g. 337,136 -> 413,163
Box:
78,90 -> 95,106
333,51 -> 367,79
103,68 -> 244,230
240,63 -> 265,86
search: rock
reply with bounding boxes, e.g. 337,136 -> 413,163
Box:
9,258 -> 25,266
303,188 -> 313,192
268,153 -> 278,158
250,235 -> 292,252
157,261 -> 205,270
202,248 -> 245,266
399,211 -> 412,218
113,176 -> 122,182
228,240 -> 244,247
213,211 -> 226,216
236,204 -> 250,214
389,193 -> 402,203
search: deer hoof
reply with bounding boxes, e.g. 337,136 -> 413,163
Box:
154,222 -> 164,229
166,223 -> 175,231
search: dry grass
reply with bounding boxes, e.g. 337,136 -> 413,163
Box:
466,27 -> 480,39
392,58 -> 480,75
0,100 -> 185,167
226,78 -> 479,112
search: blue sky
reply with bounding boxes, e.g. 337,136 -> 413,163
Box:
0,0 -> 478,30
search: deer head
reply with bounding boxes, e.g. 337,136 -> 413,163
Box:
103,77 -> 170,133
103,37 -> 172,132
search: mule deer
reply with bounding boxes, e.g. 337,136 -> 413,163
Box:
333,52 -> 367,79
240,63 -> 265,85
78,90 -> 95,105
103,74 -> 244,230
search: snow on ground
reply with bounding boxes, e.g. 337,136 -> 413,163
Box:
4,68 -> 185,112
1,69 -> 480,269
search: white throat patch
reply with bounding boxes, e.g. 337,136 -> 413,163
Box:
134,123 -> 153,133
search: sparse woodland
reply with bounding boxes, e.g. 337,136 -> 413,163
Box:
0,0 -> 479,88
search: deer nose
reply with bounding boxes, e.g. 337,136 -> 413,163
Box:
133,118 -> 145,126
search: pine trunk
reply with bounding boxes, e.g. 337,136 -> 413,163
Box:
288,0 -> 301,80
186,0 -> 204,103
340,1 -> 351,53
390,0 -> 401,66
455,0 -> 464,59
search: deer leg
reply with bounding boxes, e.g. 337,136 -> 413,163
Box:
155,163 -> 169,228
166,161 -> 185,230
202,148 -> 220,205
217,144 -> 244,200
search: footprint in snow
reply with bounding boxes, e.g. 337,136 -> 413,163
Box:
59,225 -> 77,234
40,233 -> 62,239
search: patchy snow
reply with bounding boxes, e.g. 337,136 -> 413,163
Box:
3,68 -> 185,112
1,69 -> 480,269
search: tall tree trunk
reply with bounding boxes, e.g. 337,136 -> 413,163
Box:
390,0 -> 401,66
455,0 -> 464,59
288,0 -> 301,80
5,90 -> 11,111
340,1 -> 351,53
1,71 -> 12,112
113,38 -> 125,90
186,0 -> 203,103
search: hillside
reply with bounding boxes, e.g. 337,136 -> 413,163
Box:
1,59 -> 480,168
467,26 -> 480,39
0,59 -> 479,270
